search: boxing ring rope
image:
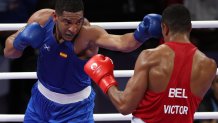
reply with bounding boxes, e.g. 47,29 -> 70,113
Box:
0,112 -> 218,122
1,20 -> 218,31
0,71 -> 134,79
0,21 -> 218,122
0,69 -> 217,80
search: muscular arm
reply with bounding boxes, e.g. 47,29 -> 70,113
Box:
86,14 -> 161,53
4,31 -> 23,58
4,9 -> 53,59
89,25 -> 142,53
107,51 -> 150,114
80,14 -> 161,56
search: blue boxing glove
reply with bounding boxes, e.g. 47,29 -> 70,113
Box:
13,22 -> 45,51
134,14 -> 162,43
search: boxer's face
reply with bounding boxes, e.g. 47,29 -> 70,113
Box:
54,11 -> 84,41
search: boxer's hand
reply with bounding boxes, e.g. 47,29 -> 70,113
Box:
13,22 -> 45,51
84,54 -> 118,93
134,14 -> 162,43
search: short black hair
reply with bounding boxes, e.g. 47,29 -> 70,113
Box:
55,0 -> 84,15
162,4 -> 191,34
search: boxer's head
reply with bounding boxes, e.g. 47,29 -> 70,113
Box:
161,4 -> 191,37
54,0 -> 84,42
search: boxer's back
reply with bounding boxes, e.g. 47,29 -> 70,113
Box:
132,41 -> 217,123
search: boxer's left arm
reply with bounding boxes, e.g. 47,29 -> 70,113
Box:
84,54 -> 118,93
86,25 -> 140,53
87,14 -> 161,53
84,51 -> 150,115
106,50 -> 150,115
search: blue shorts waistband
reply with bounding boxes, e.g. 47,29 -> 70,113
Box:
37,81 -> 91,104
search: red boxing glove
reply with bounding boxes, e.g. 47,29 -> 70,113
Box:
84,54 -> 117,93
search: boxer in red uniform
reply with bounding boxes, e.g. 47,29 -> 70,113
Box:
84,4 -> 217,123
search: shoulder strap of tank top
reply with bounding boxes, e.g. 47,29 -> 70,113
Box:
164,42 -> 197,89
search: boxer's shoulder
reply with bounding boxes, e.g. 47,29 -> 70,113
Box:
28,9 -> 54,26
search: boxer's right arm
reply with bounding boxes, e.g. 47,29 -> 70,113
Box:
4,9 -> 53,59
13,22 -> 45,51
4,23 -> 45,58
4,32 -> 23,58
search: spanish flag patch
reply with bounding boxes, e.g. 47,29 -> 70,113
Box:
60,52 -> 67,58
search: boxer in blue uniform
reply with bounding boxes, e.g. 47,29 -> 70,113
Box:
4,0 -> 162,122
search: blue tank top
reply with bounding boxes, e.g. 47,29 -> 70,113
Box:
37,17 -> 91,94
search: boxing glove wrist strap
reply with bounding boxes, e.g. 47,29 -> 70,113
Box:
99,75 -> 118,94
133,29 -> 148,43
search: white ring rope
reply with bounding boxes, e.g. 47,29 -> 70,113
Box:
0,70 -> 134,79
0,112 -> 217,122
0,69 -> 217,80
0,21 -> 218,31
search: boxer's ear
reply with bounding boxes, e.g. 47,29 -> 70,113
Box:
52,11 -> 57,22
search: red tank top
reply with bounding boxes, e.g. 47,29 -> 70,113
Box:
132,42 -> 202,123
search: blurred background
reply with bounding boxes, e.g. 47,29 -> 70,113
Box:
0,0 -> 218,123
